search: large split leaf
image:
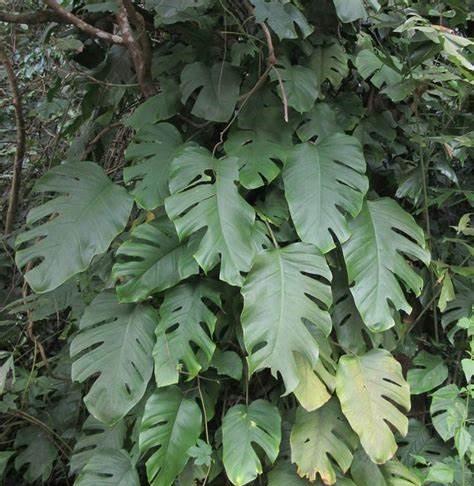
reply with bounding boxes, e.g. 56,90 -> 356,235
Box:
165,146 -> 256,286
123,123 -> 185,210
336,349 -> 411,464
75,449 -> 139,486
70,291 -> 156,424
430,384 -> 467,441
290,399 -> 358,484
224,129 -> 288,189
153,281 -> 220,387
332,0 -> 369,23
407,351 -> 448,395
15,162 -> 132,293
14,426 -> 57,483
398,419 -> 449,467
139,386 -> 202,486
251,0 -> 313,40
70,416 -> 126,474
180,62 -> 241,122
341,198 -> 430,331
310,41 -> 349,88
273,62 -> 319,113
113,215 -> 199,302
222,399 -> 281,485
241,243 -> 332,393
282,134 -> 368,253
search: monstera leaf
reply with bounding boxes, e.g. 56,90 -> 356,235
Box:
180,62 -> 241,122
222,399 -> 281,485
75,449 -> 139,486
139,386 -> 202,486
153,281 -> 221,387
165,146 -> 256,286
123,123 -> 185,210
336,349 -> 410,464
70,416 -> 126,474
407,351 -> 448,395
310,41 -> 349,88
70,291 -> 156,424
113,215 -> 199,302
283,134 -> 368,253
273,62 -> 319,113
290,399 -> 358,484
15,162 -> 132,293
251,0 -> 313,40
224,129 -> 288,189
341,198 -> 430,331
332,0 -> 368,23
14,426 -> 57,483
241,243 -> 332,394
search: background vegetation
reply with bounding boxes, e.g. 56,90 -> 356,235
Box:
0,0 -> 473,485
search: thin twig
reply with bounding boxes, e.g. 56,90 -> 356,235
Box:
271,65 -> 289,123
83,122 -> 122,157
0,44 -> 25,234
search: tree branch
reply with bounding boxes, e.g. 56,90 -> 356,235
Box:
43,0 -> 123,43
0,45 -> 25,234
0,9 -> 66,24
116,0 -> 156,98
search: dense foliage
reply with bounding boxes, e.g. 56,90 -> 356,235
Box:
0,0 -> 473,485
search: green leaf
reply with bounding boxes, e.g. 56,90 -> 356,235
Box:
398,419 -> 448,467
407,351 -> 448,395
187,439 -> 212,467
461,358 -> 474,383
224,129 -> 288,189
0,451 -> 13,478
241,243 -> 332,393
125,80 -> 180,130
152,0 -> 212,25
165,147 -> 256,286
355,50 -> 402,88
426,462 -> 455,484
180,62 -> 241,122
336,349 -> 410,464
70,291 -> 156,424
139,386 -> 202,486
273,62 -> 319,113
123,123 -> 185,210
268,461 -> 311,485
310,41 -> 349,89
210,349 -> 242,380
290,399 -> 358,484
113,216 -> 199,302
75,449 -> 139,486
70,416 -> 126,475
293,354 -> 333,412
153,281 -> 220,387
251,0 -> 313,40
15,162 -> 132,293
222,399 -> 281,485
341,198 -> 430,332
282,134 -> 368,253
381,460 -> 421,485
14,426 -> 57,483
430,384 -> 467,441
332,0 -> 367,23
296,103 -> 340,142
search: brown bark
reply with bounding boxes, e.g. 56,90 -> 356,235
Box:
0,44 -> 25,234
0,10 -> 66,24
116,0 -> 156,98
43,0 -> 123,44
